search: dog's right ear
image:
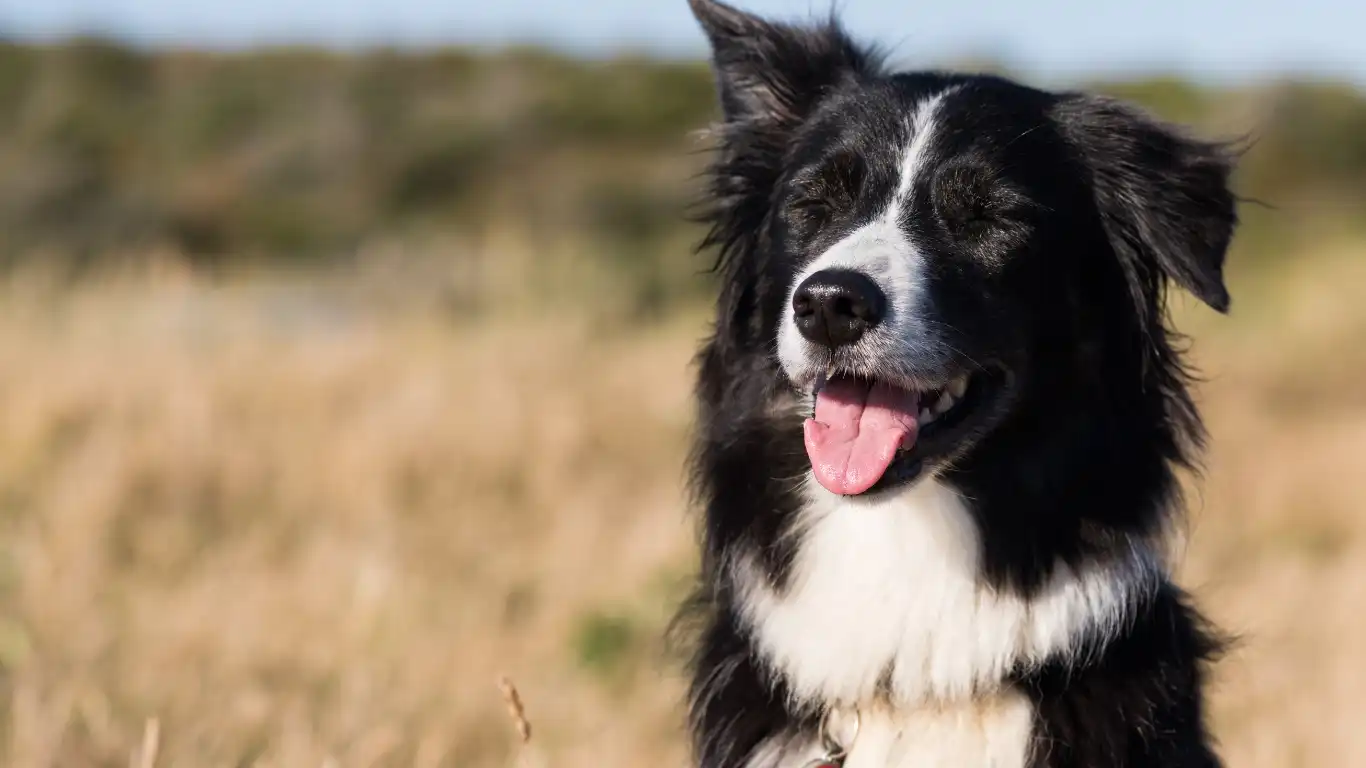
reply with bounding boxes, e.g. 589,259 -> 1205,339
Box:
688,1 -> 878,355
688,0 -> 880,129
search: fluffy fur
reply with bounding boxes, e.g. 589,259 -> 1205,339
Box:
679,1 -> 1237,766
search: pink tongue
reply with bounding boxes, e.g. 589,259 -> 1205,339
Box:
803,376 -> 920,495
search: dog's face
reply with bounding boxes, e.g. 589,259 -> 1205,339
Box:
772,80 -> 1061,497
691,0 -> 1236,498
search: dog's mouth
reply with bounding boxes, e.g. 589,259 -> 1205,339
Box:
803,366 -> 1007,496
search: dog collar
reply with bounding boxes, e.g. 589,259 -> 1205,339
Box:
803,708 -> 859,768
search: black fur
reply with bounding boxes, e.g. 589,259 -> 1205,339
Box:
1018,585 -> 1227,768
679,1 -> 1238,766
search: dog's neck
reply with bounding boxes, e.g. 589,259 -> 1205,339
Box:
730,477 -> 1163,711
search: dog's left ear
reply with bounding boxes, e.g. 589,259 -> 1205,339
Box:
688,0 -> 879,128
1053,95 -> 1238,313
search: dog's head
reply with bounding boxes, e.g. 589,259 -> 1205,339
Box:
690,0 -> 1237,499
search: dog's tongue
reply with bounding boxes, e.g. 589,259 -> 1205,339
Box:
804,376 -> 920,495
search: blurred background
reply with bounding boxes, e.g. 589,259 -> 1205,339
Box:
0,0 -> 1363,766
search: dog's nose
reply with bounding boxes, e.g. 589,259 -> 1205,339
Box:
792,269 -> 886,349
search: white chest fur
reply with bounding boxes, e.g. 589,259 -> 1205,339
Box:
746,693 -> 1036,768
734,479 -> 1159,707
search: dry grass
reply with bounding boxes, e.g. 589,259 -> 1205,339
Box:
0,243 -> 1363,767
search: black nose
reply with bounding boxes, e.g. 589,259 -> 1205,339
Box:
792,269 -> 886,349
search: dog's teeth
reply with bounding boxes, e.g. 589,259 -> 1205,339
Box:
935,391 -> 956,414
919,407 -> 934,424
949,376 -> 968,399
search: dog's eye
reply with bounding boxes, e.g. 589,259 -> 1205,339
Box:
946,197 -> 991,231
934,166 -> 1032,243
935,167 -> 998,235
791,195 -> 831,221
786,151 -> 865,235
783,194 -> 833,242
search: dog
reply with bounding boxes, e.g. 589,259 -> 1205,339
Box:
680,1 -> 1238,766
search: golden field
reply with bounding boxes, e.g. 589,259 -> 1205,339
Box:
1,33 -> 1365,768
0,236 -> 1363,768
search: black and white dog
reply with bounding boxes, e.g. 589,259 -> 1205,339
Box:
681,1 -> 1238,766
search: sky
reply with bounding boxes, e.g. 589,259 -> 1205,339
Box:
1,0 -> 1363,85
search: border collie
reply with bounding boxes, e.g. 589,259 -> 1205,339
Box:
680,1 -> 1238,766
